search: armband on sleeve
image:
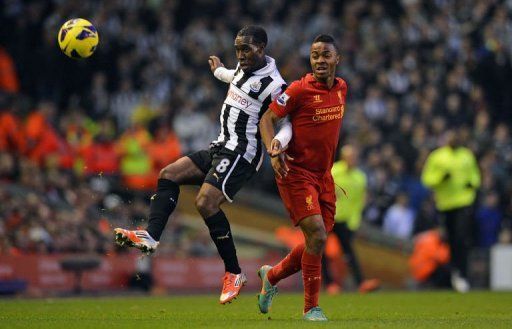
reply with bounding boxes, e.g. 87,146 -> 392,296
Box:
274,116 -> 292,149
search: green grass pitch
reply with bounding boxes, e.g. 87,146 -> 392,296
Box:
1,291 -> 511,328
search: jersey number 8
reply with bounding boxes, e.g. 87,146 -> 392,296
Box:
216,159 -> 231,173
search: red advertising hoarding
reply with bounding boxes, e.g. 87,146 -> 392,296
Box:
0,254 -> 300,294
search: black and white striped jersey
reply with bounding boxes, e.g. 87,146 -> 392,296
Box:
212,56 -> 286,170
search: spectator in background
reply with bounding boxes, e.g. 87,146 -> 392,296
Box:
421,129 -> 481,292
24,101 -> 67,167
0,46 -> 19,93
0,152 -> 17,182
475,192 -> 502,248
323,145 -> 380,294
0,98 -> 25,154
81,133 -> 119,177
146,119 -> 182,175
382,193 -> 415,239
117,123 -> 154,190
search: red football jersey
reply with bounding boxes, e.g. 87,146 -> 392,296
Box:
269,73 -> 348,174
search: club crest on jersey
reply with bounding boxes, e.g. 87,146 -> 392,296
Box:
250,80 -> 262,93
277,92 -> 290,106
306,195 -> 314,210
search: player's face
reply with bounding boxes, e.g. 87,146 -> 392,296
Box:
310,42 -> 339,81
234,36 -> 264,73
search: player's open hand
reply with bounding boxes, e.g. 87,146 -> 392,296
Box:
208,56 -> 224,74
271,152 -> 294,179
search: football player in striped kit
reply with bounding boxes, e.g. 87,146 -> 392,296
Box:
115,26 -> 289,304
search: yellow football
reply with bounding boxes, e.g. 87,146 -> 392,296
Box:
57,18 -> 99,59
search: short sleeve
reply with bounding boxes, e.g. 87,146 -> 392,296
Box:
270,83 -> 287,101
269,80 -> 301,118
337,78 -> 348,100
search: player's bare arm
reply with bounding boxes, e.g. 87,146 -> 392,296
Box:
259,109 -> 279,154
260,109 -> 293,178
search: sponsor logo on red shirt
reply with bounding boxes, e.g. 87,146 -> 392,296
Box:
312,105 -> 344,122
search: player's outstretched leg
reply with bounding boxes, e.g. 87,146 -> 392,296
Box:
257,242 -> 305,313
114,157 -> 204,254
114,178 -> 178,254
114,228 -> 159,254
257,243 -> 305,314
114,178 -> 179,254
257,265 -> 278,314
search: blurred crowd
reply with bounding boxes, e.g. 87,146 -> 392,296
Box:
1,0 -> 512,254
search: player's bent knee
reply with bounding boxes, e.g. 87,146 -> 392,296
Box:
195,194 -> 207,211
158,164 -> 177,180
316,231 -> 328,246
195,193 -> 219,218
310,230 -> 327,248
304,222 -> 327,254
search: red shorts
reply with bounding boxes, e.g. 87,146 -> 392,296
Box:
276,168 -> 336,232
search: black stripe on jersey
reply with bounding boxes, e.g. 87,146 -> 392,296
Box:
235,72 -> 253,88
259,94 -> 273,120
234,110 -> 250,155
248,76 -> 274,99
222,105 -> 231,142
258,83 -> 287,120
252,130 -> 262,167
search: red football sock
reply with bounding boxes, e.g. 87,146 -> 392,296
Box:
302,250 -> 322,313
267,243 -> 305,286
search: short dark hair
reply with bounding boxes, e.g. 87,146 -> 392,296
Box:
237,25 -> 267,47
313,34 -> 339,52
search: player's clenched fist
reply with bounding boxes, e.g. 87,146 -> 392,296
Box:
268,139 -> 286,157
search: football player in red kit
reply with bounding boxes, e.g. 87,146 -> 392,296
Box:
257,34 -> 347,321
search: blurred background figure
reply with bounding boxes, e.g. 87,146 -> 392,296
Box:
409,228 -> 451,289
421,129 -> 481,292
322,145 -> 380,294
383,193 -> 415,239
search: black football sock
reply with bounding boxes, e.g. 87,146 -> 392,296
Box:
204,210 -> 241,274
146,178 -> 180,241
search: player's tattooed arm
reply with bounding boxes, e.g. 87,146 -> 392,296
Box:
209,56 -> 236,83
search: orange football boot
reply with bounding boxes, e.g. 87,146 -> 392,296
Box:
114,228 -> 159,254
219,272 -> 247,304
358,278 -> 381,294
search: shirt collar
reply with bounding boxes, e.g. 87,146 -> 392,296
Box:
245,56 -> 276,76
306,73 -> 340,90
